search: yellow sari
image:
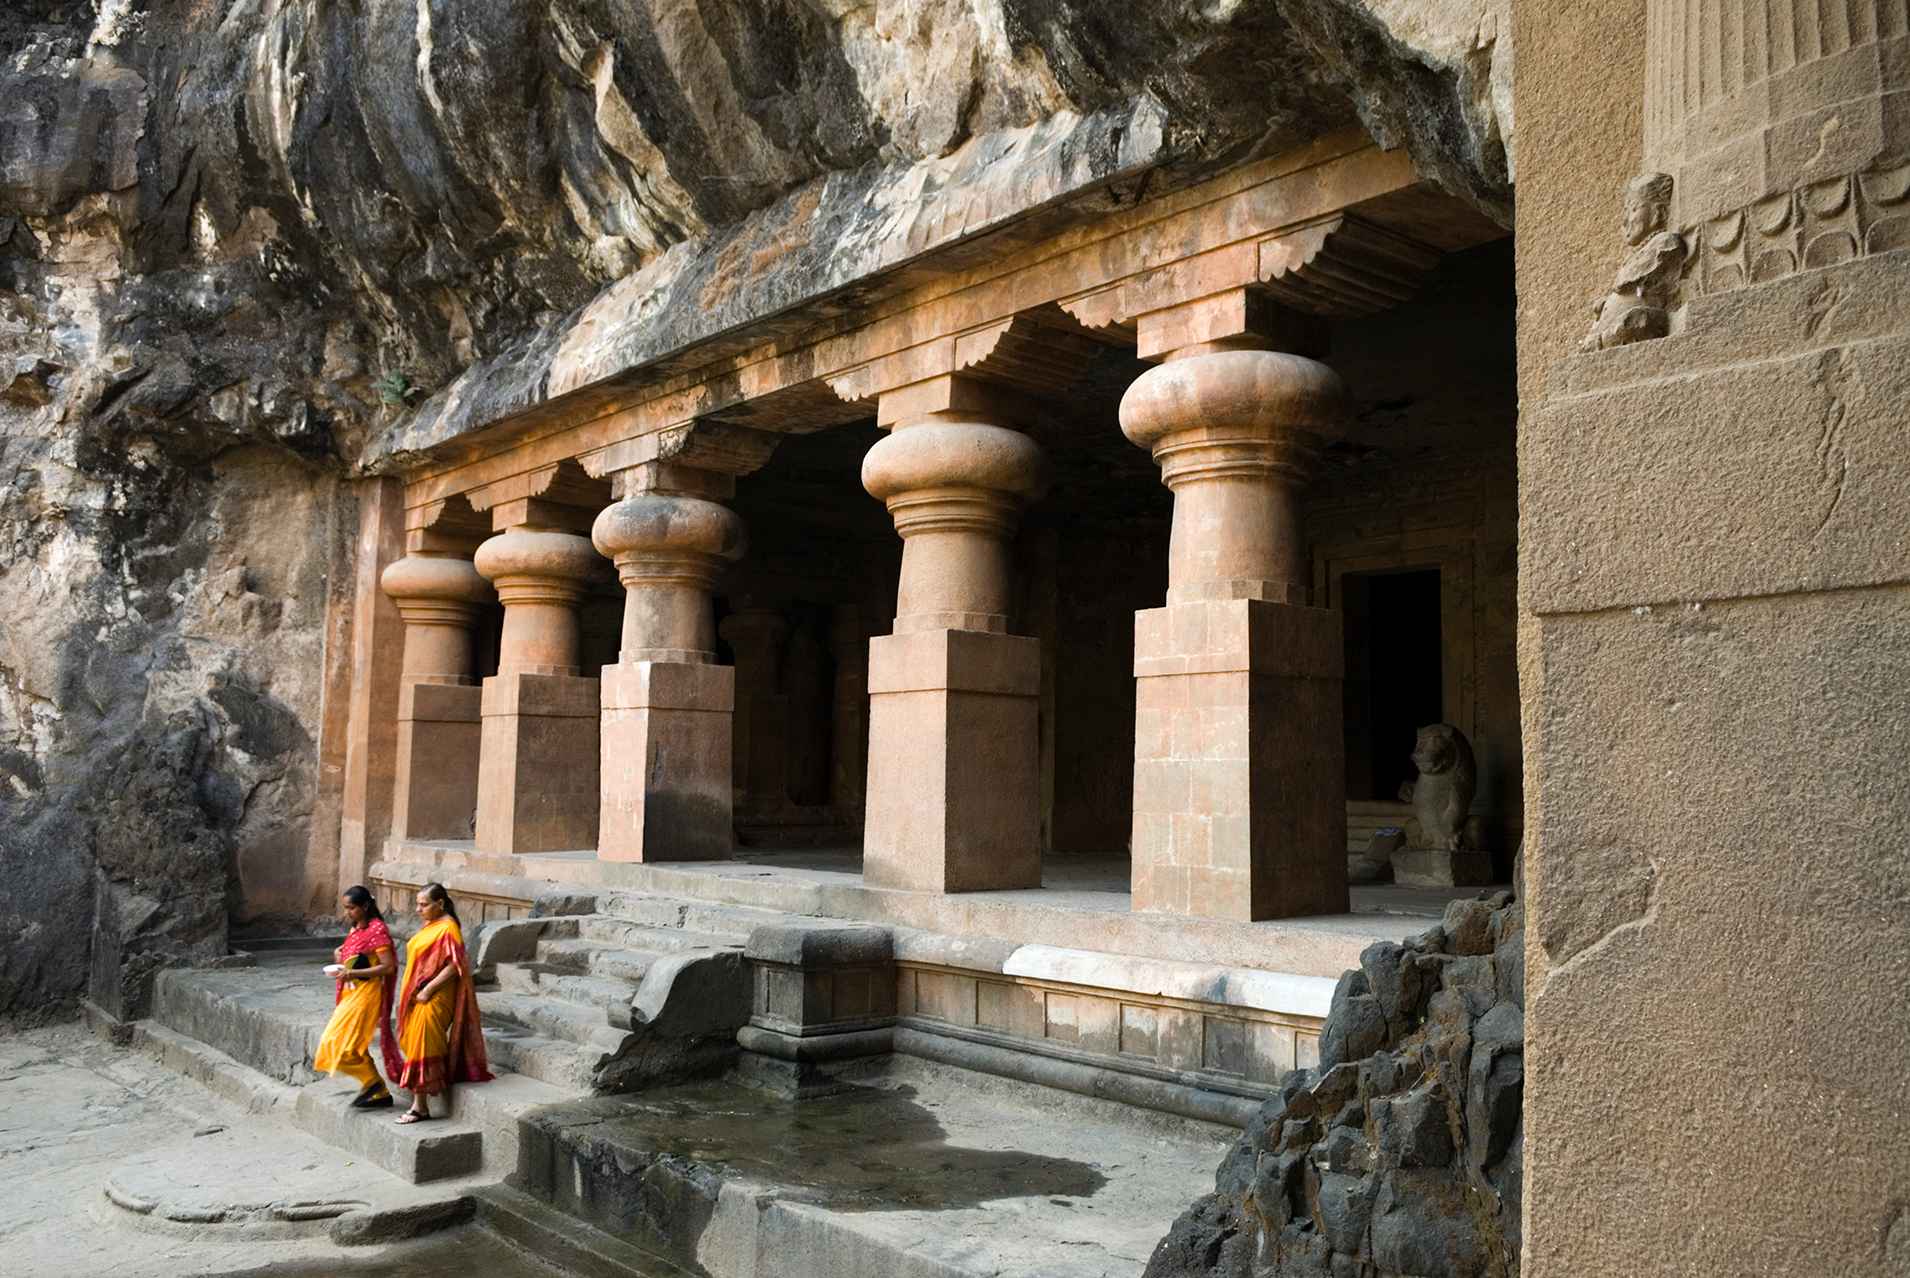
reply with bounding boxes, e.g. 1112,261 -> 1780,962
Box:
313,918 -> 399,1088
394,916 -> 492,1095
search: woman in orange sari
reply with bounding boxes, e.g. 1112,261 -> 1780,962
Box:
313,886 -> 401,1109
394,882 -> 492,1123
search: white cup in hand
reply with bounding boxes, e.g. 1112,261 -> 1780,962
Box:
323,964 -> 346,978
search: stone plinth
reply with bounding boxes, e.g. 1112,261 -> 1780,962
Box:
476,672 -> 602,853
381,553 -> 494,842
1131,599 -> 1347,920
593,492 -> 746,862
472,526 -> 605,854
598,662 -> 735,862
862,628 -> 1042,893
393,682 -> 483,840
734,923 -> 896,1097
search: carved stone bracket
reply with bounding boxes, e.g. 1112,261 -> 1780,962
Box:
581,420 -> 785,505
407,491 -> 493,555
1061,213 -> 1443,339
827,305 -> 1106,424
464,458 -> 612,533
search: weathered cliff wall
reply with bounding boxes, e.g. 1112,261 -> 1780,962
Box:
0,0 -> 1514,1020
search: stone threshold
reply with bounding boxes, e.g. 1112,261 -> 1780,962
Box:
375,840 -> 1487,980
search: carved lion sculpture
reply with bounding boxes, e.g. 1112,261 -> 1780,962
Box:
1396,723 -> 1477,851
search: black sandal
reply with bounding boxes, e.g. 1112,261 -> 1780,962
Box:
352,1089 -> 394,1109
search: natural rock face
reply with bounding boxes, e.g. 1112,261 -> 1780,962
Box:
1146,893 -> 1524,1278
0,0 -> 1513,1020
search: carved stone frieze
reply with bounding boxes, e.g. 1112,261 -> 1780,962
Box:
1686,163 -> 1910,296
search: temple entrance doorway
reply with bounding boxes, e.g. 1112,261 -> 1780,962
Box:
1343,567 -> 1444,802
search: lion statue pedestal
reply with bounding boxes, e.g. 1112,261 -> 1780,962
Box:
1390,723 -> 1495,889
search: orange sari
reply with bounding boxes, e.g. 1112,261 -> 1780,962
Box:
394,917 -> 492,1094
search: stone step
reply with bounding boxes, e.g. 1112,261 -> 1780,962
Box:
473,1182 -> 692,1278
152,957 -> 336,1084
294,1075 -> 484,1184
571,916 -> 741,956
103,1115 -> 483,1246
492,962 -> 640,1016
123,1019 -> 298,1115
435,1071 -> 575,1182
595,891 -> 777,938
535,936 -> 668,984
479,990 -> 630,1047
479,1023 -> 600,1092
1347,799 -> 1414,855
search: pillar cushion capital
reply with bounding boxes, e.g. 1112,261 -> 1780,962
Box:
1118,350 -> 1350,457
861,418 -> 1047,506
473,527 -> 603,587
591,493 -> 747,565
380,554 -> 494,605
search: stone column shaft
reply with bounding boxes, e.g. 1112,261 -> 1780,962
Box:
473,525 -> 604,853
1121,347 -> 1351,920
594,491 -> 745,862
381,554 -> 492,843
860,412 -> 1046,892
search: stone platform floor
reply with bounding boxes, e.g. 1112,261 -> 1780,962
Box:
0,1023 -> 562,1278
514,1054 -> 1238,1277
381,842 -> 1502,979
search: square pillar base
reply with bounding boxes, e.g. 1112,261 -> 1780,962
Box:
863,628 -> 1041,893
475,671 -> 601,854
1131,598 -> 1348,921
392,681 -> 482,841
599,662 -> 734,862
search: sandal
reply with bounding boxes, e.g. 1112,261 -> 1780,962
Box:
349,1082 -> 389,1108
395,1109 -> 433,1124
352,1090 -> 394,1110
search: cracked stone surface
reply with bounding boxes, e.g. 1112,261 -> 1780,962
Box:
0,1022 -> 548,1278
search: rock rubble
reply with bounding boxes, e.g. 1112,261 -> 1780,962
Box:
1147,891 -> 1524,1278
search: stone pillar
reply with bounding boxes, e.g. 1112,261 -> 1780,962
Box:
719,602 -> 791,809
592,490 -> 745,861
859,411 -> 1045,892
827,604 -> 868,808
1120,345 -> 1351,920
380,554 -> 493,841
472,526 -> 604,853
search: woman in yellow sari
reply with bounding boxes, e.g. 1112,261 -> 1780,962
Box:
394,882 -> 492,1123
312,885 -> 400,1109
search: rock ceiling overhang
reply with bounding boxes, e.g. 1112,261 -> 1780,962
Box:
378,115 -> 1506,524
